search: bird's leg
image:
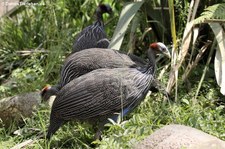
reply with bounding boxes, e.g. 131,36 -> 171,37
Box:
94,128 -> 102,141
93,121 -> 106,141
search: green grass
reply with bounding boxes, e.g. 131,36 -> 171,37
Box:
0,77 -> 224,148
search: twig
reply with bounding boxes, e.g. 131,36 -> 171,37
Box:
158,63 -> 170,80
10,133 -> 44,149
182,40 -> 211,82
140,27 -> 152,42
194,38 -> 216,102
188,27 -> 199,67
203,19 -> 225,23
10,139 -> 34,149
16,49 -> 49,56
105,15 -> 117,26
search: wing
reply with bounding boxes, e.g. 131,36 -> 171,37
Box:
58,49 -> 137,87
52,68 -> 151,121
72,23 -> 108,53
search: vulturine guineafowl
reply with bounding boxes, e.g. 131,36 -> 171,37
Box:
41,4 -> 112,100
41,43 -> 170,102
72,4 -> 112,53
46,43 -> 170,140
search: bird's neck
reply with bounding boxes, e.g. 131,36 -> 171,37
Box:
95,10 -> 104,26
42,85 -> 59,101
144,48 -> 156,74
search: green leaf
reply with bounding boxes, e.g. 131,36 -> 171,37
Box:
194,3 -> 225,24
108,2 -> 144,50
181,98 -> 190,105
209,23 -> 225,95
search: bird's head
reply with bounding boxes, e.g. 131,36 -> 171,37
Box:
149,42 -> 171,58
97,4 -> 113,15
40,85 -> 51,101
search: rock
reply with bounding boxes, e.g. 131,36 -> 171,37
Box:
48,95 -> 56,108
134,124 -> 225,149
0,92 -> 41,127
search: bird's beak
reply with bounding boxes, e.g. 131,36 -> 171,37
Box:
164,50 -> 171,59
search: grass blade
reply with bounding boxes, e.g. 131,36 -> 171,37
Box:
168,0 -> 177,49
167,0 -> 178,100
166,0 -> 200,94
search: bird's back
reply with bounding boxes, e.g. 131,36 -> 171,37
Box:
59,48 -> 138,87
72,22 -> 109,53
52,67 -> 153,122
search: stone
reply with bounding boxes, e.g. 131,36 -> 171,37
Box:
134,124 -> 225,149
0,92 -> 41,127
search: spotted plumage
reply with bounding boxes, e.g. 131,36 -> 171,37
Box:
46,43 -> 170,140
41,43 -> 170,101
72,4 -> 112,53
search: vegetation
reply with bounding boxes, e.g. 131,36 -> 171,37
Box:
0,0 -> 225,148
